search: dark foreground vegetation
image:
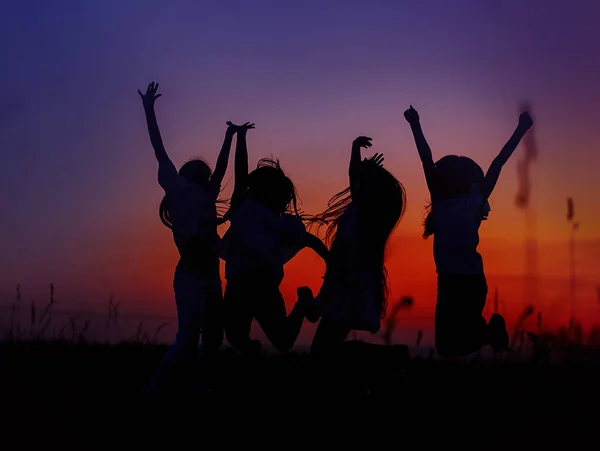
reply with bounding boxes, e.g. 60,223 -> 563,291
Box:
1,340 -> 599,448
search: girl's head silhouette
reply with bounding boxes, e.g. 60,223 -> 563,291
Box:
433,155 -> 484,198
316,160 -> 406,245
159,158 -> 227,229
355,160 -> 406,241
247,158 -> 300,216
178,158 -> 212,187
423,155 -> 486,238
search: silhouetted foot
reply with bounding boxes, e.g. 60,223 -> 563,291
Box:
297,286 -> 320,323
488,313 -> 509,352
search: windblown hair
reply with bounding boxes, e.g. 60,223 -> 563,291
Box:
222,157 -> 305,223
422,155 -> 485,239
247,158 -> 302,216
310,161 -> 407,317
159,157 -> 229,229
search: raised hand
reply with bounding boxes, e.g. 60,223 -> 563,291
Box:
138,82 -> 161,110
226,121 -> 255,134
225,121 -> 238,136
353,136 -> 373,149
403,105 -> 419,124
364,152 -> 384,167
518,111 -> 533,131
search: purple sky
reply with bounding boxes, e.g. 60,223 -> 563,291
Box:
1,0 -> 599,311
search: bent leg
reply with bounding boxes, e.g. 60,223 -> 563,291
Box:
255,286 -> 305,353
223,277 -> 261,354
310,318 -> 350,356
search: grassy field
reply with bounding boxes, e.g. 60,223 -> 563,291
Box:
1,340 -> 599,448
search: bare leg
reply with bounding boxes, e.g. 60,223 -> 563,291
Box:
195,281 -> 224,390
223,277 -> 262,355
255,286 -> 306,353
146,274 -> 206,395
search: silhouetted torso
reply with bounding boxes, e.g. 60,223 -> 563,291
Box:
431,184 -> 489,275
217,198 -> 305,282
158,159 -> 220,274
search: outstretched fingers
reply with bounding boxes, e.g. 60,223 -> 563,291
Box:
364,152 -> 384,167
150,82 -> 160,98
138,81 -> 161,102
372,152 -> 384,166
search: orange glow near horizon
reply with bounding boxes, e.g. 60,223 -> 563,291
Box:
1,1 -> 600,345
3,130 -> 600,343
4,130 -> 600,340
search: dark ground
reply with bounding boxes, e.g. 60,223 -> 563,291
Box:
1,340 -> 599,448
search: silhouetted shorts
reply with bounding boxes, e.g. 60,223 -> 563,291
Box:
435,273 -> 488,358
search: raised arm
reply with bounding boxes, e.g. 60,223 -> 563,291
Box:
209,123 -> 237,189
350,136 -> 373,199
404,106 -> 436,194
138,82 -> 169,165
228,122 -> 255,216
483,111 -> 533,200
304,232 -> 330,263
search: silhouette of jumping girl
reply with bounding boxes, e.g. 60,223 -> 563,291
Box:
217,128 -> 328,355
306,136 -> 406,354
138,81 -> 235,394
404,105 -> 533,358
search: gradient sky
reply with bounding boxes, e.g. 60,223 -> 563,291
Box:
1,0 -> 600,341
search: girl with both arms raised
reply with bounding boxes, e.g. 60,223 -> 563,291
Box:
138,81 -> 245,393
404,105 -> 533,358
